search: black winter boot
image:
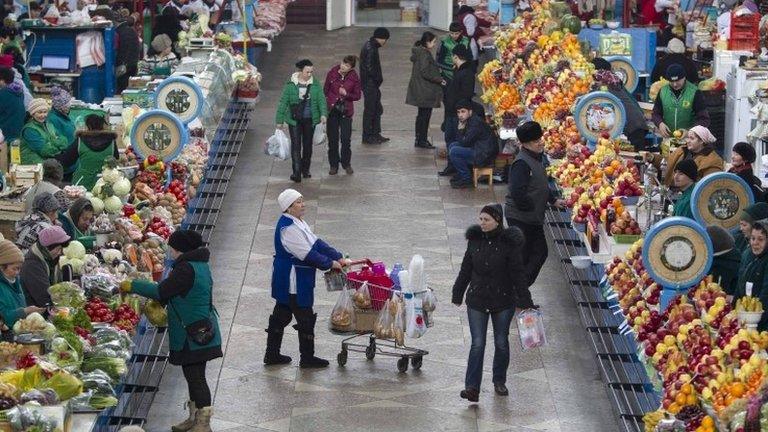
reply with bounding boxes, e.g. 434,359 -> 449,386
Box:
296,314 -> 329,368
264,315 -> 292,365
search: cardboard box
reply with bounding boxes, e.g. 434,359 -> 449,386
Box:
354,307 -> 378,332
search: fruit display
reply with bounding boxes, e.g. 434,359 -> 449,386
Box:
735,296 -> 763,313
542,116 -> 582,159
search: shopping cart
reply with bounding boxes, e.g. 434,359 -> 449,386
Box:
327,260 -> 431,373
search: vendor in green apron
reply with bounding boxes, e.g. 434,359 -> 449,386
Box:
57,198 -> 95,250
138,34 -> 179,77
57,114 -> 118,190
48,87 -> 76,149
652,63 -> 710,138
672,159 -> 697,219
20,99 -> 70,165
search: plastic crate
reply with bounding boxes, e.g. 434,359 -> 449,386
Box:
729,37 -> 759,52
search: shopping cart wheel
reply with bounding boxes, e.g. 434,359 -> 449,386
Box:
337,350 -> 348,367
365,343 -> 376,360
397,356 -> 408,373
411,355 -> 423,370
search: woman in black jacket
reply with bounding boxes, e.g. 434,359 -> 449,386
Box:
730,142 -> 766,202
452,204 -> 535,403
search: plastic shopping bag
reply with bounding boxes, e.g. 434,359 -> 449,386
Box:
265,129 -> 290,160
517,309 -> 547,350
330,288 -> 355,332
405,293 -> 427,339
313,123 -> 327,146
374,299 -> 393,339
352,282 -> 372,309
422,288 -> 437,312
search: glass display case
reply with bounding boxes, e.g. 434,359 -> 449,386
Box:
171,49 -> 237,140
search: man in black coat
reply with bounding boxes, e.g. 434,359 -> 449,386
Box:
360,27 -> 389,145
115,16 -> 141,93
444,100 -> 497,188
443,44 -> 476,133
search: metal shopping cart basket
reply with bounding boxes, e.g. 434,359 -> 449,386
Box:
328,261 -> 432,373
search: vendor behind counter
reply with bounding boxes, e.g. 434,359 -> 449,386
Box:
57,198 -> 94,250
592,58 -> 650,151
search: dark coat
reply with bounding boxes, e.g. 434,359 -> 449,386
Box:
729,167 -> 766,203
444,61 -> 475,116
115,21 -> 141,67
452,225 -> 533,312
445,115 -> 497,167
359,38 -> 383,88
734,246 -> 768,331
406,46 -> 443,109
323,65 -> 362,117
711,248 -> 741,295
20,243 -> 58,308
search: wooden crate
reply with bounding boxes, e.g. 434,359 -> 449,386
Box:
8,164 -> 42,188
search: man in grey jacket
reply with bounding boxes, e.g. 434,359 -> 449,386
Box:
505,121 -> 565,287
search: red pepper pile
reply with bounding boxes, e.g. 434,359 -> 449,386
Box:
86,298 -> 114,323
113,304 -> 140,332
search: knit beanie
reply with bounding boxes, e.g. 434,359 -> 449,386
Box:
27,98 -> 50,116
32,192 -> 60,214
740,202 -> 768,223
480,204 -> 504,225
168,230 -> 203,253
151,34 -> 172,53
733,142 -> 757,164
278,188 -> 302,212
0,240 -> 23,265
37,226 -> 70,248
50,87 -> 72,112
373,27 -> 390,39
674,159 -> 698,182
452,44 -> 471,61
706,225 -> 735,256
516,121 -> 543,144
665,63 -> 686,81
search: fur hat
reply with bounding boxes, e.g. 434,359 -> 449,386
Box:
674,159 -> 698,182
516,121 -> 543,144
168,230 -> 203,253
706,225 -> 735,256
733,142 -> 757,164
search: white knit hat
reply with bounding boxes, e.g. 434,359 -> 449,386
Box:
278,188 -> 302,212
27,98 -> 50,116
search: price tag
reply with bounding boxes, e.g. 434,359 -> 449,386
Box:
747,282 -> 754,297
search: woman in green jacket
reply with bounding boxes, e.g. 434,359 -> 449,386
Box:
20,99 -> 70,165
733,203 -> 768,257
57,198 -> 95,250
734,220 -> 768,330
672,159 -> 697,219
121,230 -> 221,432
47,87 -> 76,150
0,240 -> 44,329
275,59 -> 327,183
58,115 -> 118,190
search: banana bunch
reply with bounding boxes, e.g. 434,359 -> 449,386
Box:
643,409 -> 664,432
736,296 -> 764,312
0,383 -> 16,398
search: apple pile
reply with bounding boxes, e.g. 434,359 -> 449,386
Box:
614,175 -> 643,198
609,211 -> 641,236
146,216 -> 172,240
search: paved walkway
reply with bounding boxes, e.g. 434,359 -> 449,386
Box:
146,25 -> 618,432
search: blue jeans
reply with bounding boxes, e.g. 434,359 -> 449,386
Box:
465,306 -> 514,391
448,142 -> 475,181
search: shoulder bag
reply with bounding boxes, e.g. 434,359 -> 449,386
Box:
169,285 -> 215,346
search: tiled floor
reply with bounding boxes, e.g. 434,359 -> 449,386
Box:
145,25 -> 619,432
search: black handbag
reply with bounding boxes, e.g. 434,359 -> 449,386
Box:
331,98 -> 347,117
170,289 -> 216,346
290,89 -> 310,122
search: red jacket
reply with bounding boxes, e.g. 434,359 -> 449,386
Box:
323,65 -> 362,117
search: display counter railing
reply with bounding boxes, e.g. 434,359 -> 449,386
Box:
89,97 -> 254,432
545,206 -> 661,432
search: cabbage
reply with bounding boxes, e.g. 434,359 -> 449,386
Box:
102,168 -> 121,184
92,178 -> 104,196
101,249 -> 122,263
60,257 -> 84,274
89,196 -> 104,214
113,178 -> 131,197
104,196 -> 123,214
63,241 -> 86,260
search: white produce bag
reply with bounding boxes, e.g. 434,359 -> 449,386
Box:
517,309 -> 547,350
405,293 -> 427,339
266,129 -> 290,160
313,123 -> 327,146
